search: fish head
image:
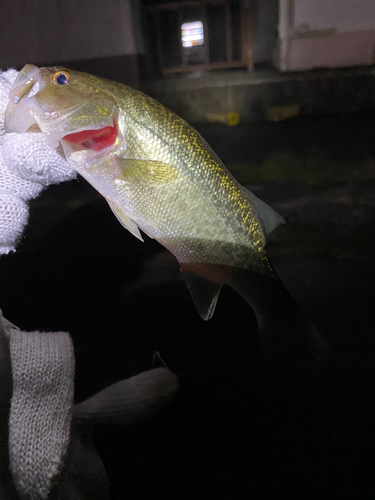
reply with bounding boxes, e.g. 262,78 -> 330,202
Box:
5,64 -> 122,161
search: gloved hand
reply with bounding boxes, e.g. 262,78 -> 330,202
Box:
0,311 -> 178,500
0,69 -> 77,254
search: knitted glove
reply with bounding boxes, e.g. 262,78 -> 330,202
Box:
0,311 -> 16,499
0,69 -> 77,255
0,311 -> 179,500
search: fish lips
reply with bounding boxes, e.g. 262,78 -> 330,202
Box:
5,64 -> 46,134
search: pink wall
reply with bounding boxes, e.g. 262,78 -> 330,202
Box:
288,29 -> 375,71
0,0 -> 144,69
278,0 -> 375,71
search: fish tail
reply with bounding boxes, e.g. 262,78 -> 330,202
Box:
181,262 -> 331,376
226,265 -> 331,374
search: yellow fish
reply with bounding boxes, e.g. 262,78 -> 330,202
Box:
5,65 -> 329,369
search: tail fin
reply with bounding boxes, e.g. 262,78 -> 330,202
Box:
180,262 -> 332,376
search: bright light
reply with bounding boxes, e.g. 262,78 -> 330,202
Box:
181,21 -> 204,48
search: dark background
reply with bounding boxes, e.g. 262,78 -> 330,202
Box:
1,0 -> 375,497
1,111 -> 375,498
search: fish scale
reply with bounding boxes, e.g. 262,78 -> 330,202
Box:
121,115 -> 264,267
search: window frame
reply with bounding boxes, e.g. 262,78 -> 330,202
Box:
145,0 -> 254,76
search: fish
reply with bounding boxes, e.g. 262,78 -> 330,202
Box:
5,65 -> 330,373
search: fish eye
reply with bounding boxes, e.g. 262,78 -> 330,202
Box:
52,70 -> 71,86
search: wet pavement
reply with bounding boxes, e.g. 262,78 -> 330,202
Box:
1,112 -> 375,498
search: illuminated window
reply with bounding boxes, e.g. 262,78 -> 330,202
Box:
145,0 -> 252,75
181,21 -> 204,48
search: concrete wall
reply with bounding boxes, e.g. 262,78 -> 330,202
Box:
0,0 -> 144,69
278,0 -> 375,71
144,67 -> 375,124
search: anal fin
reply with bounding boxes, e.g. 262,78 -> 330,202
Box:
181,266 -> 222,321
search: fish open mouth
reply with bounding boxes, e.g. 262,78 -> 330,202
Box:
62,120 -> 118,152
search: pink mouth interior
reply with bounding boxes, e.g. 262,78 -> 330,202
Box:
63,120 -> 117,151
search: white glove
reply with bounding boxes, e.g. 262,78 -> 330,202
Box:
0,69 -> 77,255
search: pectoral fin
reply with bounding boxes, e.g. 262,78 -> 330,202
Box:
181,265 -> 222,321
112,156 -> 178,186
107,200 -> 144,242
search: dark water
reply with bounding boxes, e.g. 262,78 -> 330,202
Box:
1,112 -> 375,498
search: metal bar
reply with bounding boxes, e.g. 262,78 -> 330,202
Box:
155,11 -> 166,74
162,60 -> 247,74
149,0 -> 227,11
240,0 -> 253,71
177,7 -> 188,69
143,9 -> 154,78
202,3 -> 210,65
225,1 -> 232,62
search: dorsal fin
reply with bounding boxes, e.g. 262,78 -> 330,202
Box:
181,267 -> 222,321
244,187 -> 285,239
